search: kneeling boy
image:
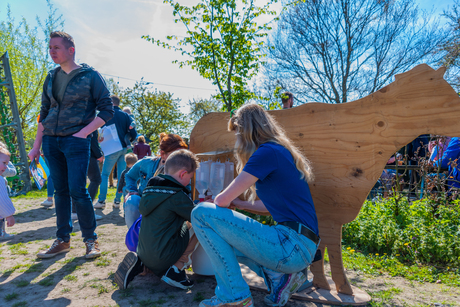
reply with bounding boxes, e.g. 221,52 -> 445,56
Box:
115,149 -> 199,290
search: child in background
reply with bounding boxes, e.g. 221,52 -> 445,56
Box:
115,149 -> 199,290
0,142 -> 16,239
118,153 -> 139,207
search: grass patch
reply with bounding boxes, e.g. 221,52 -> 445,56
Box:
119,288 -> 133,298
138,299 -> 159,307
38,277 -> 54,286
5,292 -> 18,301
369,287 -> 403,306
96,257 -> 111,267
61,288 -> 71,293
14,280 -> 29,287
342,247 -> 460,286
60,257 -> 76,264
64,274 -> 77,282
12,302 -> 28,307
8,243 -> 28,255
193,292 -> 205,302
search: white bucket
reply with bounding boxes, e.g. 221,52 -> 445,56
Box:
191,244 -> 215,276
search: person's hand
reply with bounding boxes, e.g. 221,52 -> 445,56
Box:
28,147 -> 41,164
72,131 -> 88,139
6,216 -> 15,227
97,156 -> 104,163
204,195 -> 213,201
129,125 -> 133,129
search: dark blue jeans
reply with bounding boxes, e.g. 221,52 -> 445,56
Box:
42,135 -> 97,242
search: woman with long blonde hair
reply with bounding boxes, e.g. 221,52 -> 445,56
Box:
192,104 -> 320,307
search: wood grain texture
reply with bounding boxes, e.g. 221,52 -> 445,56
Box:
189,64 -> 460,295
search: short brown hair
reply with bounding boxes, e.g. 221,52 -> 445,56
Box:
159,133 -> 188,154
50,31 -> 75,49
0,141 -> 11,156
125,153 -> 138,165
281,92 -> 293,104
164,149 -> 199,175
111,95 -> 120,106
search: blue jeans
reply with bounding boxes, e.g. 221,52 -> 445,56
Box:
42,135 -> 97,242
124,194 -> 141,228
191,202 -> 318,303
98,148 -> 127,203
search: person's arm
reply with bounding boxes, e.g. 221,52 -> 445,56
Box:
125,160 -> 142,194
230,198 -> 269,214
435,138 -> 460,169
73,117 -> 106,139
214,171 -> 258,208
28,122 -> 45,164
2,162 -> 16,178
0,180 -> 15,221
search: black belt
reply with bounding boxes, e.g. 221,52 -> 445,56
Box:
279,221 -> 319,245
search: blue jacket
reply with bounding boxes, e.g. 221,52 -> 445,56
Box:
102,106 -> 137,148
435,137 -> 460,189
125,156 -> 162,195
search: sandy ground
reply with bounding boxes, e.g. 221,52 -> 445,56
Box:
0,191 -> 459,307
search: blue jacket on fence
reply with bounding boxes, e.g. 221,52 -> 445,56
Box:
434,137 -> 460,189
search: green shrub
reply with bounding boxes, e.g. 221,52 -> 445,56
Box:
343,197 -> 460,266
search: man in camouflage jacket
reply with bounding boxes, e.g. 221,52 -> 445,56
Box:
28,31 -> 113,260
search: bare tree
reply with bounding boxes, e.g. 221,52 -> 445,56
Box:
261,0 -> 447,104
437,0 -> 460,91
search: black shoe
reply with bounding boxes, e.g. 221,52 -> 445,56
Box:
114,252 -> 143,290
161,265 -> 194,290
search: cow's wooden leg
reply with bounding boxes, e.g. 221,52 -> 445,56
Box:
328,225 -> 353,295
310,241 -> 330,290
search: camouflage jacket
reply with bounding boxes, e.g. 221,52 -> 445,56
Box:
39,64 -> 114,136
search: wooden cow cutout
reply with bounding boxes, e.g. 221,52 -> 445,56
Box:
189,64 -> 460,295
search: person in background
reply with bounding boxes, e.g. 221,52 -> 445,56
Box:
133,135 -> 151,160
117,153 -> 138,207
95,95 -> 137,210
123,106 -> 136,150
29,31 -> 113,259
0,141 -> 16,240
281,91 -> 294,109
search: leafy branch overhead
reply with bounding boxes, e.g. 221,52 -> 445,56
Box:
142,0 -> 278,111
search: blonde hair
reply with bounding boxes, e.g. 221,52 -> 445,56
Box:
228,103 -> 313,201
137,135 -> 145,143
0,141 -> 11,156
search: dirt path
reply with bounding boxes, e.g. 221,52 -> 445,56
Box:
0,195 -> 458,306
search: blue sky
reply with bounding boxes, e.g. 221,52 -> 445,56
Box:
1,0 -> 456,111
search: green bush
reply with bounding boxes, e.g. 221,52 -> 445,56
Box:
343,197 -> 460,266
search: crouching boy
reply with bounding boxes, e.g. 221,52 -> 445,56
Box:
115,149 -> 199,290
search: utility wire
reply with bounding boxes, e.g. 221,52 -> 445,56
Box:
100,73 -> 216,91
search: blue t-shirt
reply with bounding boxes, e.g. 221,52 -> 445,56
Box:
243,142 -> 319,235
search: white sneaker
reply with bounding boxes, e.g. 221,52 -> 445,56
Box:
113,201 -> 120,209
71,213 -> 78,220
40,199 -> 54,207
94,201 -> 106,209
